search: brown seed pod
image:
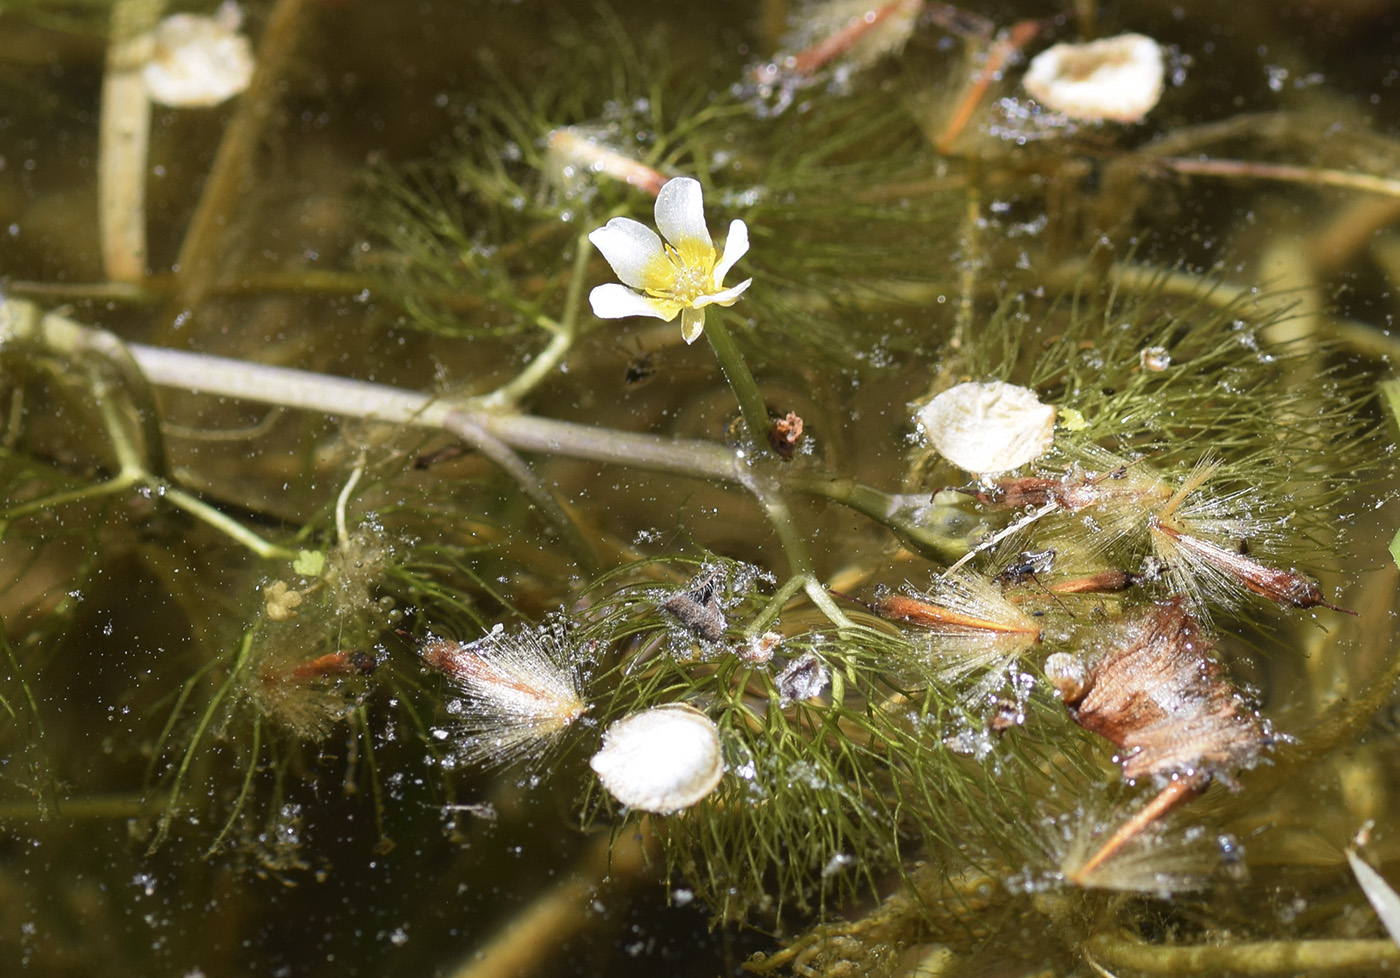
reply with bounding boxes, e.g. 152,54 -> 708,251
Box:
1046,598 -> 1274,885
872,573 -> 1042,701
1148,518 -> 1355,615
1045,597 -> 1272,786
872,574 -> 1042,640
421,625 -> 588,768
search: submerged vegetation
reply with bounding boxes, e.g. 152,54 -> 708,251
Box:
4,1 -> 1400,976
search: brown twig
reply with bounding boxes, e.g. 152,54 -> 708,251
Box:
165,0 -> 308,335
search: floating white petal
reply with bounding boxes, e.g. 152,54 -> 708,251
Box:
143,1 -> 254,108
1023,33 -> 1165,124
589,283 -> 678,321
590,703 -> 723,814
916,380 -> 1056,476
587,218 -> 666,290
654,177 -> 712,252
712,219 -> 750,284
691,278 -> 752,309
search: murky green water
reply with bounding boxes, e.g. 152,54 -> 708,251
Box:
4,2 -> 1400,976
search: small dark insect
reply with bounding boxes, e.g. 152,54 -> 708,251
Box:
992,548 -> 1057,586
622,349 -> 658,388
660,573 -> 727,641
414,445 -> 470,469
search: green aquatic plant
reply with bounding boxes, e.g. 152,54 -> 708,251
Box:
5,3 -> 1400,977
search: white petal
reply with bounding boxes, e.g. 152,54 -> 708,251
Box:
693,278 -> 751,309
712,220 -> 749,286
589,283 -> 679,321
589,219 -> 665,289
680,307 -> 707,345
654,177 -> 712,251
1023,33 -> 1164,123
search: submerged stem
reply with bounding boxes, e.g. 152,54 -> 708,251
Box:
99,0 -> 165,283
703,313 -> 772,452
477,226 -> 596,410
167,0 -> 308,330
0,299 -> 975,570
1086,933 -> 1400,975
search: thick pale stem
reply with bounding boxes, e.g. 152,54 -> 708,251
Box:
1,299 -> 978,570
1085,934 -> 1400,975
99,0 -> 166,283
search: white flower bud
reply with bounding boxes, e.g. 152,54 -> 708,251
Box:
915,380 -> 1056,476
590,704 -> 723,814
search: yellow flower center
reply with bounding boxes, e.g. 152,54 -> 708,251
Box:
641,237 -> 716,305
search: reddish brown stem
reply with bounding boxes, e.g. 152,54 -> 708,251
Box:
873,592 -> 1040,636
1070,777 -> 1205,886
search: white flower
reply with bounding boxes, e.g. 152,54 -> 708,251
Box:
587,177 -> 751,344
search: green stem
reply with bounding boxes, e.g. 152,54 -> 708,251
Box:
746,574 -> 808,637
1,472 -> 141,522
161,484 -> 299,561
804,578 -> 854,629
1085,933 -> 1400,975
703,312 -> 771,452
205,715 -> 261,858
751,489 -> 855,629
478,227 -> 596,409
790,475 -> 977,562
149,632 -> 254,853
0,793 -> 152,822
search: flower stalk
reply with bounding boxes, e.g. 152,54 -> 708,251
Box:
702,311 -> 773,451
